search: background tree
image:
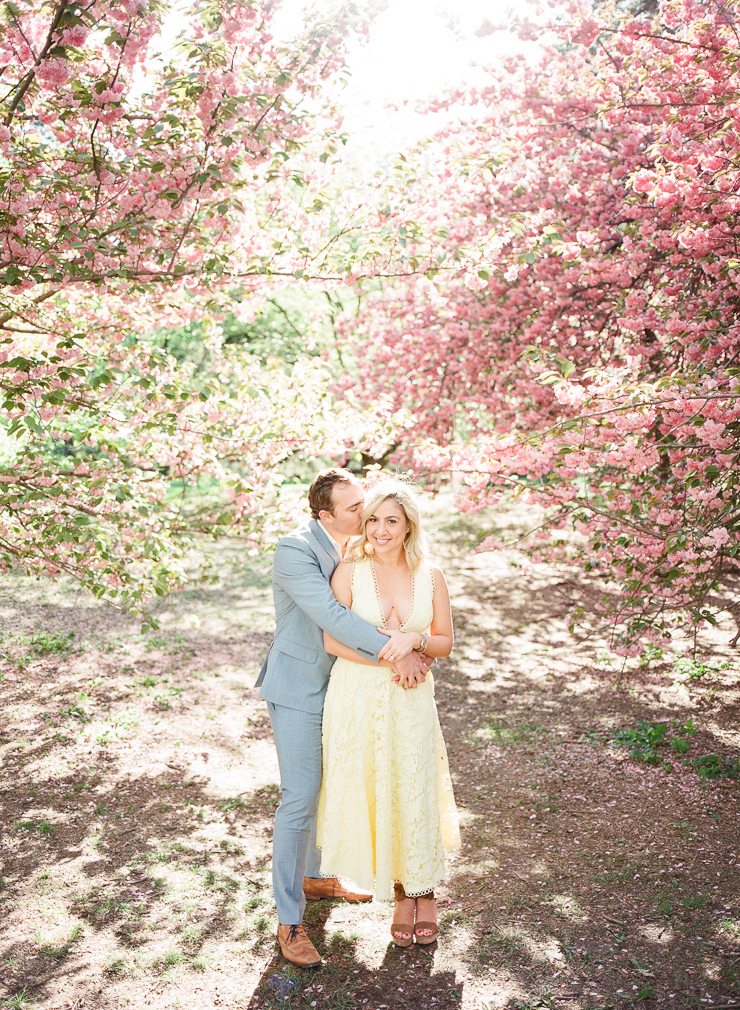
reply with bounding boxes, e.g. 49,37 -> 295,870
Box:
338,0 -> 740,652
0,0 -> 395,612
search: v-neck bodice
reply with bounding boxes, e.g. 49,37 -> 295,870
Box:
350,557 -> 434,634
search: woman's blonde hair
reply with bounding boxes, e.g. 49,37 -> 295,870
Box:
350,479 -> 427,572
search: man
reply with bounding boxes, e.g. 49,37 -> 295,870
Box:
256,468 -> 428,968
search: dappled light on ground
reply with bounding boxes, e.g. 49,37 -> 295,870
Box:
0,500 -> 738,1009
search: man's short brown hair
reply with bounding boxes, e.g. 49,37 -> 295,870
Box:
308,468 -> 356,520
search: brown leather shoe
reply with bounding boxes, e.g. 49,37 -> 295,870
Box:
276,924 -> 322,968
303,876 -> 373,903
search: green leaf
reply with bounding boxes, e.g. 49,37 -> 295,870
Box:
24,415 -> 43,435
4,356 -> 31,371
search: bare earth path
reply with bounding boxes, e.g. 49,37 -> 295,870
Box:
1,500 -> 739,1010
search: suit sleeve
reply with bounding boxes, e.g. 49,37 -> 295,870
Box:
273,543 -> 387,662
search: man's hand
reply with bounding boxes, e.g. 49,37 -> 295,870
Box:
377,628 -> 420,662
391,650 -> 429,690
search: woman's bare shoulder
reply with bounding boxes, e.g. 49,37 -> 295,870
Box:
429,562 -> 449,590
330,559 -> 354,586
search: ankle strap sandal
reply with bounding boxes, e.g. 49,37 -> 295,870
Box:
390,882 -> 414,948
414,891 -> 438,945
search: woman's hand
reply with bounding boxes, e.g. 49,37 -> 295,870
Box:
390,651 -> 431,689
377,628 -> 421,662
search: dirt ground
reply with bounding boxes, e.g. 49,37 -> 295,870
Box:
1,498 -> 739,1010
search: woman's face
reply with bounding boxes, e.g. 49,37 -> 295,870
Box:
365,497 -> 409,556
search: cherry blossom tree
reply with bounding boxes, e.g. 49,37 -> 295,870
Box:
340,0 -> 740,652
0,0 -> 392,612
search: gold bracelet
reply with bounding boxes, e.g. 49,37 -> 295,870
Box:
416,632 -> 428,653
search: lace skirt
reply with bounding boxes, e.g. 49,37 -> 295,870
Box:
316,660 -> 460,900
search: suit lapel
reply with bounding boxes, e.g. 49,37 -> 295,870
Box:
309,519 -> 339,577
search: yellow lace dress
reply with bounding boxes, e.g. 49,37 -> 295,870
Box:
316,557 -> 460,900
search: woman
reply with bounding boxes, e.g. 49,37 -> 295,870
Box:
316,480 -> 460,946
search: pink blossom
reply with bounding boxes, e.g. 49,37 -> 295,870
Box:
36,56 -> 69,87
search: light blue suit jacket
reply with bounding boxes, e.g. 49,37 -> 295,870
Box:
256,518 -> 388,713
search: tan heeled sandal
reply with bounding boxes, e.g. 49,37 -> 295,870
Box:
390,882 -> 414,948
414,890 -> 438,944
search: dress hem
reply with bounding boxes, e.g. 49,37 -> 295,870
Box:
317,869 -> 445,901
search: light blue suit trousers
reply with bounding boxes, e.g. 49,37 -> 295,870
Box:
267,701 -> 323,924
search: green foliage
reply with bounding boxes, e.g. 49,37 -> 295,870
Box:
670,737 -> 692,755
638,644 -> 665,668
613,721 -> 668,765
151,292 -> 326,369
675,717 -> 696,736
673,657 -> 732,680
693,754 -> 740,780
0,0 -> 391,614
610,717 -> 739,778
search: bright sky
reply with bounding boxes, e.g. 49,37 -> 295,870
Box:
155,1 -> 527,165
272,0 -> 524,163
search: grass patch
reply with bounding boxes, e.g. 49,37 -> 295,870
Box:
1,988 -> 33,1009
478,930 -> 525,961
220,796 -> 246,811
479,718 -> 547,747
29,631 -> 76,657
105,957 -> 129,976
34,924 -> 83,959
681,892 -> 708,911
152,949 -> 207,975
61,698 -> 88,722
143,634 -> 194,656
594,858 -> 645,885
655,896 -> 675,917
17,819 -> 53,835
179,923 -> 206,947
512,991 -> 558,1010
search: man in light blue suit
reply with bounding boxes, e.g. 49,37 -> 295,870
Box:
256,468 -> 428,967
